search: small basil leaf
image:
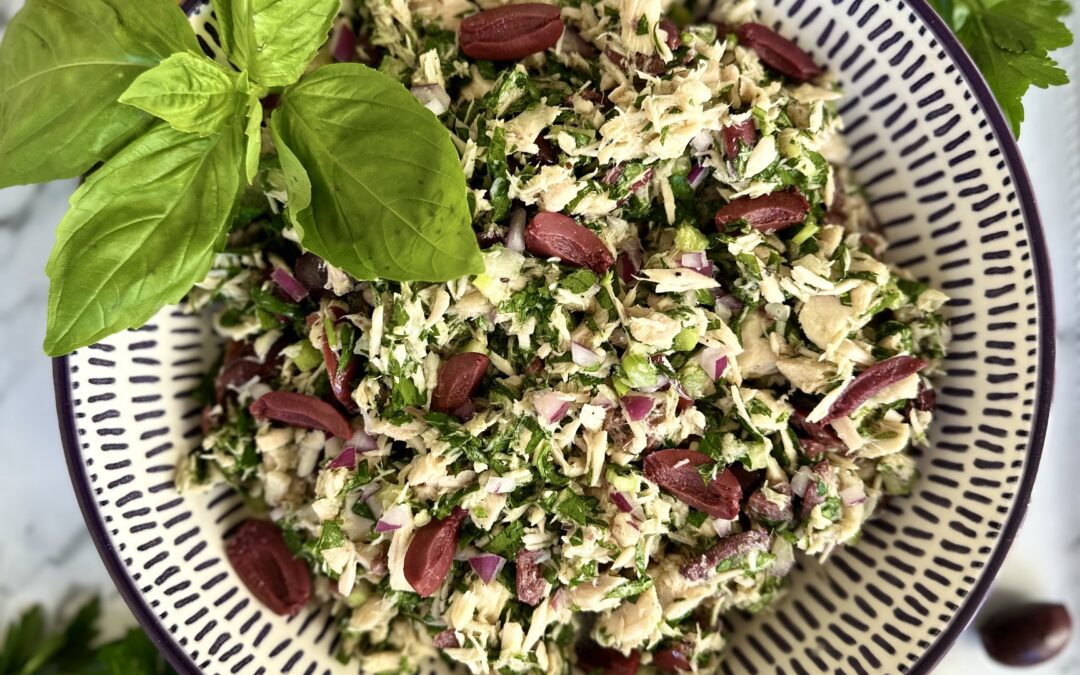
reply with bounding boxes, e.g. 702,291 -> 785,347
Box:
244,93 -> 264,184
0,0 -> 199,188
272,63 -> 483,281
213,0 -> 339,87
119,51 -> 245,137
44,123 -> 243,356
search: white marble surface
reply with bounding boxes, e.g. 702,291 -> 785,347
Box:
0,3 -> 1077,672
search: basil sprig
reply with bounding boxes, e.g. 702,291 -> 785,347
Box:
0,0 -> 482,356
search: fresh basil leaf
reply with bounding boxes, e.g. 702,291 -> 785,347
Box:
244,94 -> 264,184
272,63 -> 483,281
0,0 -> 198,187
44,123 -> 243,356
119,51 -> 245,137
213,0 -> 339,87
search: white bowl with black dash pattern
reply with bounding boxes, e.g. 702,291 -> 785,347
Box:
53,0 -> 1055,673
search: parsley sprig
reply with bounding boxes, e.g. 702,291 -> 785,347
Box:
929,0 -> 1073,135
0,597 -> 176,675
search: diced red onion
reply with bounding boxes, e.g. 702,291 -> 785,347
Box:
272,268 -> 309,302
328,447 -> 357,469
411,84 -> 451,115
332,21 -> 357,62
687,164 -> 710,190
715,293 -> 743,311
591,395 -> 616,409
346,426 -> 378,452
451,399 -> 476,422
840,484 -> 867,506
678,252 -> 713,276
790,466 -> 815,498
712,517 -> 735,537
698,348 -> 728,380
611,492 -> 634,513
359,481 -> 381,501
486,475 -> 517,494
616,246 -> 643,285
621,395 -> 654,422
468,553 -> 506,584
534,392 -> 572,424
506,208 -> 527,252
550,587 -> 568,610
571,342 -> 602,368
375,504 -> 410,533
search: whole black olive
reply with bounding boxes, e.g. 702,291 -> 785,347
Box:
979,602 -> 1072,666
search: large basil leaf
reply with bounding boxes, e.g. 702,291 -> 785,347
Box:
271,64 -> 482,282
0,0 -> 198,187
213,0 -> 339,87
119,52 -> 246,137
44,123 -> 243,356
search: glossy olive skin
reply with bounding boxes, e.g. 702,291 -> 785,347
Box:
979,602 -> 1072,666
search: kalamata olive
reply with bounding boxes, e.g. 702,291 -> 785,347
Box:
653,644 -> 693,672
821,355 -> 927,422
714,189 -> 811,232
659,19 -> 682,52
431,352 -> 490,416
721,119 -> 757,158
799,462 -> 836,520
680,529 -> 772,581
980,602 -> 1073,666
736,23 -> 822,82
643,449 -> 742,519
915,383 -> 937,412
576,643 -> 640,675
727,463 -> 764,493
226,519 -> 311,616
433,629 -> 460,649
459,3 -> 564,61
535,134 -> 558,165
516,549 -> 546,606
250,391 -> 353,439
293,252 -> 328,293
525,212 -> 615,274
747,487 -> 793,523
403,507 -> 469,597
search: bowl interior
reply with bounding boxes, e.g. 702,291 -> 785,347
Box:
56,0 -> 1053,673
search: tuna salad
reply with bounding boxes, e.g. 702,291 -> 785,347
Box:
180,0 -> 950,672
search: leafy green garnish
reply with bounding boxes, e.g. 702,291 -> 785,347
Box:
929,0 -> 1072,135
485,521 -> 526,557
604,576 -> 654,600
1,0 -> 482,355
0,597 -> 176,675
272,64 -> 483,282
0,0 -> 197,188
212,0 -> 339,87
119,52 -> 250,137
559,269 -> 600,294
44,123 -> 243,355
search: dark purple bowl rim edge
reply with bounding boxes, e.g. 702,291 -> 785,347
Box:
52,0 -> 1057,672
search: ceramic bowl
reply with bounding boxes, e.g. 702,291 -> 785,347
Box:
55,0 -> 1055,672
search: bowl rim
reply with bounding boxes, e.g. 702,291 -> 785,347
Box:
52,1 -> 1057,672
